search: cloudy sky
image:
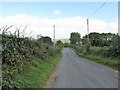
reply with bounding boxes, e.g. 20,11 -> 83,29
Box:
0,2 -> 118,39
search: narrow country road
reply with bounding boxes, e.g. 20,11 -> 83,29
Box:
46,48 -> 118,88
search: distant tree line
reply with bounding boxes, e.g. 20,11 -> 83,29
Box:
69,32 -> 120,58
83,32 -> 119,47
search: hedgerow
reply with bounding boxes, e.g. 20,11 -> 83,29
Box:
1,26 -> 62,88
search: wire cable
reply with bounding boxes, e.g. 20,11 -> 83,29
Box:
88,2 -> 107,19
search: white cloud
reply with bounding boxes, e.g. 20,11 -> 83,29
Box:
53,10 -> 62,15
0,14 -> 118,39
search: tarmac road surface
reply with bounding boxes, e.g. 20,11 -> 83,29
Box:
46,48 -> 118,88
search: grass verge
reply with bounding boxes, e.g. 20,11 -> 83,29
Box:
74,49 -> 119,70
13,54 -> 61,88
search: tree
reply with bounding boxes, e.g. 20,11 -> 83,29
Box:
56,40 -> 63,46
83,32 -> 117,47
70,32 -> 81,45
38,36 -> 53,45
89,32 -> 101,46
63,43 -> 70,47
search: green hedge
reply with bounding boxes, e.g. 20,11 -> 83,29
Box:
2,30 -> 62,88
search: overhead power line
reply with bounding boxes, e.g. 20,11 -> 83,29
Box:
88,2 -> 107,19
80,2 -> 107,29
79,2 -> 107,36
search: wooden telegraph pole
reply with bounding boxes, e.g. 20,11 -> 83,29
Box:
53,25 -> 55,47
87,19 -> 89,40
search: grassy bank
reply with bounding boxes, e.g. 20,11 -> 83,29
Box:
74,49 -> 119,70
13,54 -> 61,88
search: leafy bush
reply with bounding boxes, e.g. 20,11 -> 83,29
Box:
2,26 -> 62,88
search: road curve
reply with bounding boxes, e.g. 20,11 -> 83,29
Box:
46,48 -> 118,88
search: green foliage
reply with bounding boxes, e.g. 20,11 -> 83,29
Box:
64,43 -> 70,47
70,32 -> 81,45
83,32 -> 118,47
55,40 -> 64,52
56,40 -> 63,46
75,50 -> 119,70
75,32 -> 120,58
13,54 -> 61,88
37,36 -> 53,45
2,26 -> 62,88
72,31 -> 119,70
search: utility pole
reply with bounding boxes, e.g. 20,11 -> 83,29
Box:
118,2 -> 120,36
53,25 -> 55,47
87,19 -> 89,40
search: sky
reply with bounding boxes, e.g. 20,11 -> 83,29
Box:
0,2 -> 118,39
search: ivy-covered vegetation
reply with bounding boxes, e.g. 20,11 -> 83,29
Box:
1,26 -> 63,88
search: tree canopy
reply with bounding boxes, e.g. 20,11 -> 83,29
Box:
83,32 -> 118,47
70,32 -> 81,45
38,36 -> 53,45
